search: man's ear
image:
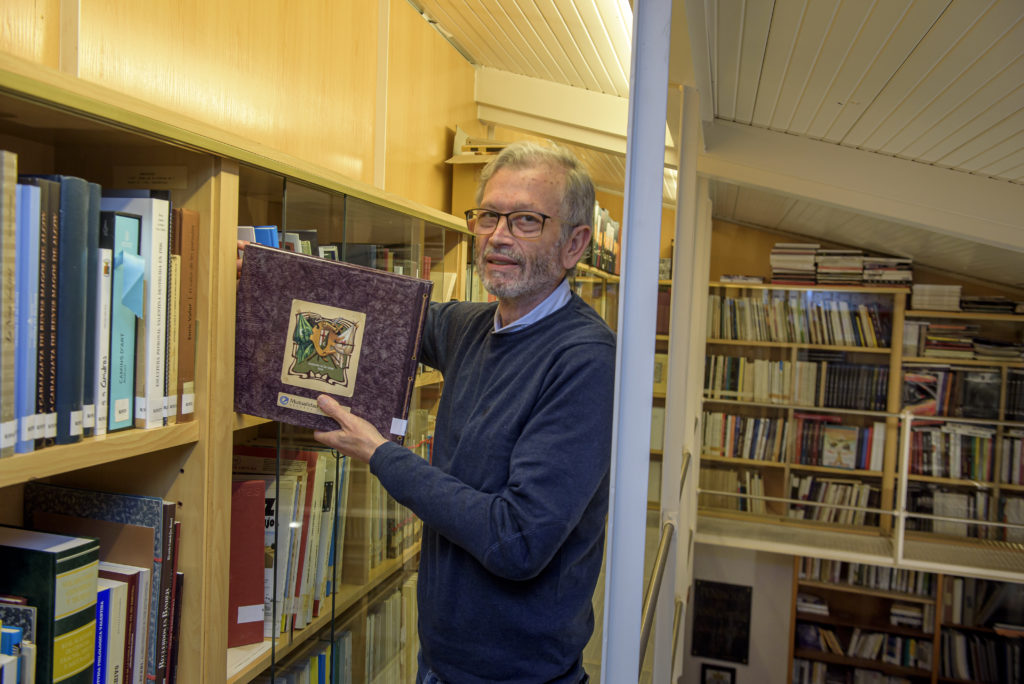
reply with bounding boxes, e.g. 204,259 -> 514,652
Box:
561,224 -> 592,269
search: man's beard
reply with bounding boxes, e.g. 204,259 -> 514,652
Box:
476,241 -> 565,301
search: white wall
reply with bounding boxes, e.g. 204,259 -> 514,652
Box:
682,544 -> 793,684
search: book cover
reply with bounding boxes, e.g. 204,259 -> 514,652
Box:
234,244 -> 432,439
93,577 -> 122,684
82,182 -> 102,437
171,208 -> 199,423
20,176 -> 60,447
98,562 -> 146,684
821,424 -> 860,470
99,196 -> 169,430
228,480 -> 265,648
15,183 -> 41,453
0,602 -> 36,642
93,237 -> 113,439
23,483 -> 173,684
0,525 -> 100,684
0,151 -> 15,457
102,212 -> 142,432
166,572 -> 183,684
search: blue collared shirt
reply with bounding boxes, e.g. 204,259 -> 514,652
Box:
493,278 -> 572,334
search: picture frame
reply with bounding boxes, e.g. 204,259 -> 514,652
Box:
701,663 -> 736,684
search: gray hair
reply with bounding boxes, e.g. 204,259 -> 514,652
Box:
475,141 -> 596,240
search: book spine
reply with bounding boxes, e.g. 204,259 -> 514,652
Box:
105,213 -> 140,432
138,201 -> 169,429
14,184 -> 40,453
82,182 -> 102,437
173,209 -> 198,423
30,178 -> 59,447
98,569 -> 137,684
93,585 -> 111,684
94,245 -> 113,438
55,176 -> 91,444
164,256 -> 180,426
0,152 -> 16,456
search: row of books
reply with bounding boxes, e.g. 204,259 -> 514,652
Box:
907,285 -> 1024,315
1000,430 -> 1024,484
697,467 -> 768,514
791,660 -> 915,684
903,320 -> 1024,362
943,576 -> 1024,629
701,412 -> 788,462
889,602 -> 934,633
793,414 -> 885,471
229,442 -> 352,647
797,558 -> 937,598
252,628 -> 353,684
706,291 -> 892,347
584,203 -> 620,275
908,421 -> 996,480
0,482 -> 183,684
901,365 -> 1003,420
905,484 -> 993,539
794,621 -> 932,669
0,151 -> 198,457
769,243 -> 913,287
941,629 -> 1022,683
788,475 -> 881,526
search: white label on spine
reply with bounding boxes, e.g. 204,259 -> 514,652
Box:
181,393 -> 195,415
1,421 -> 17,447
135,397 -> 147,419
82,404 -> 95,429
70,410 -> 83,437
390,418 -> 408,436
43,413 -> 57,438
237,604 -> 265,624
114,398 -> 131,423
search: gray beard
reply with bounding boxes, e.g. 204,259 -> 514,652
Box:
476,243 -> 565,301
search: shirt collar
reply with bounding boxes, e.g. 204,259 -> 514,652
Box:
493,278 -> 572,334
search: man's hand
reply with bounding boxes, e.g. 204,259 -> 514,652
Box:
313,394 -> 388,463
236,239 -> 249,279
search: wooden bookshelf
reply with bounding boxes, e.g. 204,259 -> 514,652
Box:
0,54 -> 467,683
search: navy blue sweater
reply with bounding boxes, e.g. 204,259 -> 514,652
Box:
371,294 -> 616,683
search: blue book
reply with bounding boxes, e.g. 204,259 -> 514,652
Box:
253,224 -> 279,248
15,183 -> 41,453
82,182 -> 102,437
0,151 -> 16,457
93,583 -> 111,684
1,624 -> 23,682
101,211 -> 141,432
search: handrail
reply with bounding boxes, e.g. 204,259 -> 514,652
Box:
638,519 -> 676,680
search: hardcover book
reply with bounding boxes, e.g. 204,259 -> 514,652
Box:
0,151 -> 15,457
15,183 -> 41,453
82,182 -> 102,437
98,561 -> 148,684
102,211 -> 142,432
171,208 -> 199,423
227,480 -> 265,648
0,525 -> 100,684
234,244 -> 432,439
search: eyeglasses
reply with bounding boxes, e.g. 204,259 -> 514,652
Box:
464,208 -> 552,239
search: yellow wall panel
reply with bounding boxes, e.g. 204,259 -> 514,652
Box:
385,0 -> 478,212
76,0 -> 379,184
0,0 -> 61,68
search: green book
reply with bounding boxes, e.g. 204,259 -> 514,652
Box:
0,525 -> 99,684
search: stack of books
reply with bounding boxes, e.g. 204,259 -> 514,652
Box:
911,284 -> 962,311
815,249 -> 864,286
769,243 -> 819,285
796,592 -> 830,616
960,295 -> 1021,314
862,255 -> 913,285
921,322 -> 980,358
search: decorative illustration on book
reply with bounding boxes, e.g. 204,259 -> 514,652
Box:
820,424 -> 859,469
280,299 -> 366,396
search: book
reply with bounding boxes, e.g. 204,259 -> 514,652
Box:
102,212 -> 142,432
234,244 -> 432,439
227,480 -> 265,648
94,576 -> 128,684
252,225 -> 279,248
0,151 -> 15,457
166,572 -> 183,684
820,424 -> 860,469
313,453 -> 349,617
23,483 -> 175,684
14,183 -> 41,453
164,255 -> 180,425
19,176 -> 60,447
82,182 -> 102,437
0,602 -> 36,641
98,562 -> 148,684
0,525 -> 101,684
171,208 -> 199,423
93,211 -> 114,438
99,195 -> 170,429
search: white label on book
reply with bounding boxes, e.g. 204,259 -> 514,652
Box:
237,604 -> 265,624
276,392 -> 350,418
43,413 -> 57,438
1,421 -> 16,448
135,397 -> 147,420
165,395 -> 178,417
181,392 -> 195,415
390,418 -> 408,436
114,398 -> 131,423
112,165 -> 188,190
21,415 -> 39,441
82,404 -> 95,429
70,410 -> 83,437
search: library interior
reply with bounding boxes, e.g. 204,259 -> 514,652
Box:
1,1 -> 1023,683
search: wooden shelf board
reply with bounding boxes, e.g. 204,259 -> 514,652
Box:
710,282 -> 910,295
796,610 -> 934,638
792,648 -> 930,677
707,338 -> 893,354
906,309 -> 1024,323
902,355 -> 1023,368
414,369 -> 443,387
700,454 -> 787,468
0,422 -> 200,489
797,579 -> 935,604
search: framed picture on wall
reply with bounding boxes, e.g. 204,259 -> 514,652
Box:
701,663 -> 736,684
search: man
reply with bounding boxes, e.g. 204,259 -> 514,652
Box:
314,141 -> 616,683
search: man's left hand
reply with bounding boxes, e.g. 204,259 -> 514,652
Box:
313,394 -> 389,463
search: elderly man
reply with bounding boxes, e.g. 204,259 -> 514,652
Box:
316,141 -> 616,684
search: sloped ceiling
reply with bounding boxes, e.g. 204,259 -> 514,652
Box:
408,0 -> 1024,288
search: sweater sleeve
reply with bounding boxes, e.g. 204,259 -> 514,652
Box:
369,340 -> 615,580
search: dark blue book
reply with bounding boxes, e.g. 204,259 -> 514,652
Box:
82,182 -> 101,437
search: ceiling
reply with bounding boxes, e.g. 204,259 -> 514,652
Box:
409,0 -> 1024,288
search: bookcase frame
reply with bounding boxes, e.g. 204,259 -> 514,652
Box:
0,53 -> 469,683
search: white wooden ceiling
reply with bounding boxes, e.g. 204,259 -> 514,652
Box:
409,0 -> 1024,288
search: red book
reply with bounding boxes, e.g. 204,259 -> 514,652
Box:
228,479 -> 266,648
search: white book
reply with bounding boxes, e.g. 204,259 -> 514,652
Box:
99,196 -> 170,429
94,246 -> 113,437
99,560 -> 151,684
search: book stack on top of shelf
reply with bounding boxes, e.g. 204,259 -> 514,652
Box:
960,295 -> 1024,314
862,255 -> 913,286
911,284 -> 961,311
815,249 -> 864,286
770,243 -> 819,285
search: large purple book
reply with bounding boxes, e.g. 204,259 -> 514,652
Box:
234,243 -> 432,441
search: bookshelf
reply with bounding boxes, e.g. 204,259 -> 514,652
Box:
0,54 -> 468,683
790,556 -> 1024,684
